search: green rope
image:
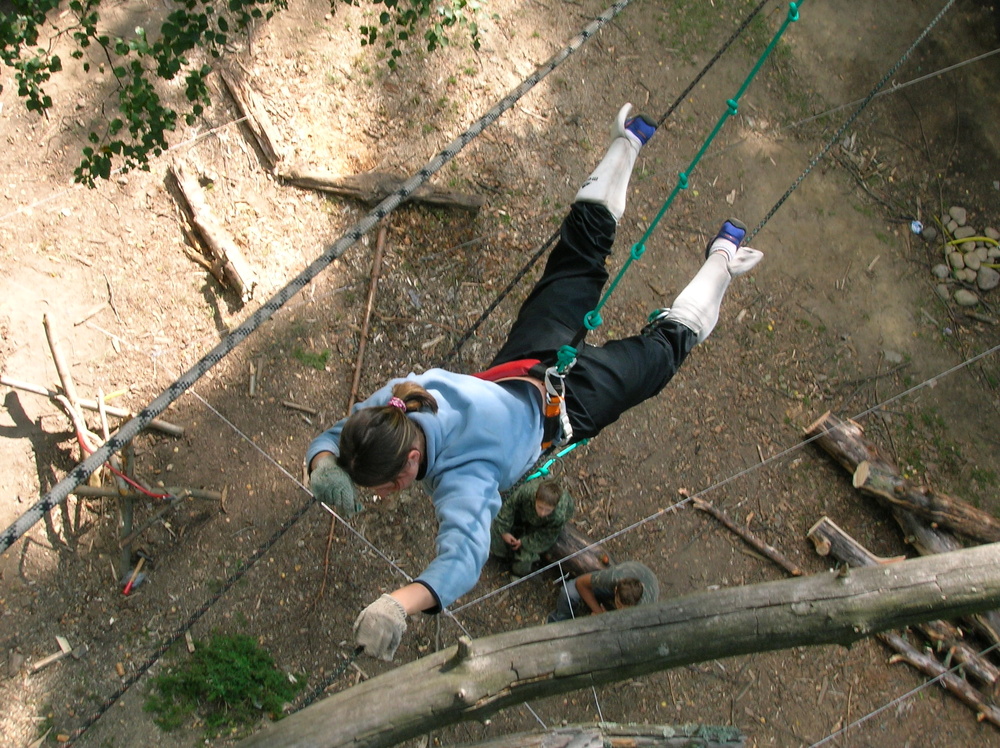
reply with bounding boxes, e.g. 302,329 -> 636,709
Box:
559,0 -> 805,373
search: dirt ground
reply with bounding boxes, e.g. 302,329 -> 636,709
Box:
2,0 -> 1000,745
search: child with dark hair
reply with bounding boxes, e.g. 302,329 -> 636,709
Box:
490,479 -> 575,577
546,560 -> 659,623
307,103 -> 762,661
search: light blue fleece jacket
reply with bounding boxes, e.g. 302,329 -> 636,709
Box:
305,368 -> 544,610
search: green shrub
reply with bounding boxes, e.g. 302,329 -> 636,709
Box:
144,633 -> 305,737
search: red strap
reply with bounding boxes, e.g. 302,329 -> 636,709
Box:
472,358 -> 542,382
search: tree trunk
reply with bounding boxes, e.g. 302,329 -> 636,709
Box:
238,542 -> 1000,748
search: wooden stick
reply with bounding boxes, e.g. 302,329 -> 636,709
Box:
282,400 -> 318,416
122,556 -> 145,594
879,631 -> 1000,727
43,314 -> 85,423
0,375 -> 184,436
275,166 -> 485,212
693,497 -> 802,576
348,225 -> 387,414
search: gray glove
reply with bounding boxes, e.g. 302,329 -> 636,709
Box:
354,594 -> 408,661
309,454 -> 362,517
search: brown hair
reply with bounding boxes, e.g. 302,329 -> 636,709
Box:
615,578 -> 644,608
337,382 -> 438,487
534,479 -> 563,510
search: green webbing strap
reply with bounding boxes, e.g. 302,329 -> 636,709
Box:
560,0 -> 805,373
524,440 -> 589,482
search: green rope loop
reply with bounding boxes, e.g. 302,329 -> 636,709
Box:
788,1 -> 800,22
584,310 -> 603,330
524,440 -> 589,482
630,242 -> 646,261
726,98 -> 739,116
678,171 -> 689,189
556,344 -> 578,373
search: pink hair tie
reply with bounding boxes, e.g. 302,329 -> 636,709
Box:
387,396 -> 407,411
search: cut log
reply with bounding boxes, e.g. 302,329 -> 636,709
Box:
450,723 -> 744,748
171,161 -> 260,302
805,411 -> 1000,544
807,516 -> 999,687
219,69 -> 284,170
275,165 -> 485,212
541,523 -> 612,577
237,542 -> 1000,748
854,460 -> 1000,543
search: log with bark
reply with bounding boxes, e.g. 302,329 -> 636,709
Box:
237,542 -> 1000,748
804,411 -> 1000,544
275,165 -> 485,212
807,516 -> 999,688
171,161 -> 260,302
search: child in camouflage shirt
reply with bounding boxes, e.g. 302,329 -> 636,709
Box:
490,479 -> 575,577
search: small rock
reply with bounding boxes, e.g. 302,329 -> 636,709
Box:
883,350 -> 904,364
975,246 -> 989,262
988,247 -> 1000,259
948,251 -> 965,269
949,205 -> 967,226
7,651 -> 24,677
965,253 -> 981,271
962,240 -> 977,253
962,268 -> 979,283
947,219 -> 958,234
921,225 -> 939,242
931,263 -> 950,279
954,288 -> 979,307
978,266 -> 1000,291
985,226 -> 999,241
935,283 -> 951,301
954,225 -> 977,240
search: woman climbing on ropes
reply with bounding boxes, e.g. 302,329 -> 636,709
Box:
305,103 -> 763,661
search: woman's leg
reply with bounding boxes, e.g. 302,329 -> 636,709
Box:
491,105 -> 655,367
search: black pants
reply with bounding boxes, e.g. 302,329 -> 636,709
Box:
490,202 -> 696,442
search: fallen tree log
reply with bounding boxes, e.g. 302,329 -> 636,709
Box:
171,161 -> 260,302
451,722 -> 744,748
238,542 -> 1000,748
804,411 -> 1000,543
807,516 -> 999,688
275,165 -> 485,212
219,69 -> 284,170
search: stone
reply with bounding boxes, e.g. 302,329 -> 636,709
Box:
931,263 -> 950,279
985,226 -> 1000,241
935,283 -> 951,301
948,251 -> 965,269
989,247 -> 1000,259
949,206 -> 967,225
954,225 -> 977,240
978,266 -> 1000,291
921,225 -> 938,242
963,268 -> 979,283
975,246 -> 989,263
965,253 -> 981,271
961,241 -> 977,253
947,219 -> 958,234
954,288 -> 979,307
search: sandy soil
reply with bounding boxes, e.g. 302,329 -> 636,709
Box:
2,0 -> 1000,746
